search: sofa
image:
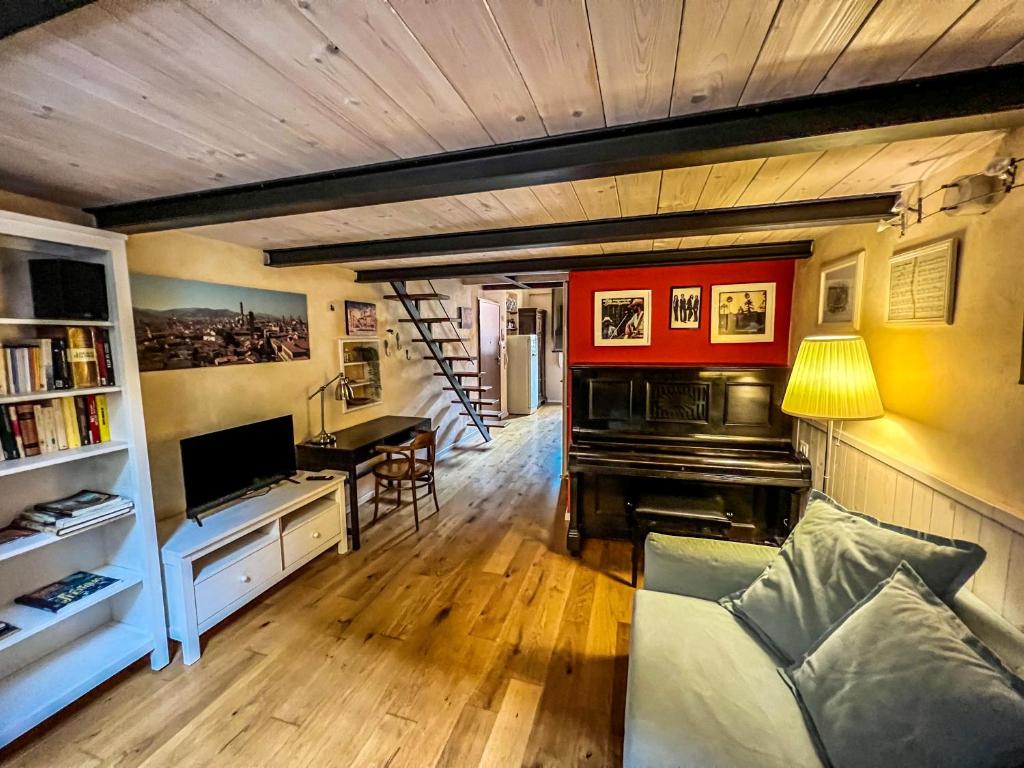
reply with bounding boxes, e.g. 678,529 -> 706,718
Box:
624,533 -> 1024,768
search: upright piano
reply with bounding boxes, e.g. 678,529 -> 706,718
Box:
567,365 -> 811,554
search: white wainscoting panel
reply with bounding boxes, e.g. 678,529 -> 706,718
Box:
797,420 -> 1024,628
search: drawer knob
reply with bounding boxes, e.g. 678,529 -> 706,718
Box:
240,574 -> 252,583
312,531 -> 322,539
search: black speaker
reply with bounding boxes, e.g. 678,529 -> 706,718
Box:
29,259 -> 109,321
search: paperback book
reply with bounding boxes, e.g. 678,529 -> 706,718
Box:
0,394 -> 112,460
15,571 -> 119,613
34,490 -> 128,516
0,525 -> 40,546
0,327 -> 113,395
0,621 -> 19,640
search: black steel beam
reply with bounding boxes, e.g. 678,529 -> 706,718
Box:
1,1 -> 96,39
89,63 -> 1024,233
267,195 -> 887,268
352,241 -> 813,283
481,281 -> 565,291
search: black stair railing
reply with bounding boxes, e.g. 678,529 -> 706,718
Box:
387,280 -> 492,443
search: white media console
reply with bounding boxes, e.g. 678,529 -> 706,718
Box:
159,472 -> 347,664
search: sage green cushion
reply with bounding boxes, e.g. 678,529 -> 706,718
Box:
720,490 -> 985,662
782,562 -> 1024,768
644,533 -> 776,600
625,590 -> 822,768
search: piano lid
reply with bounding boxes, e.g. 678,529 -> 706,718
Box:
570,365 -> 795,447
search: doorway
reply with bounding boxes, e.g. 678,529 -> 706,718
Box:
478,297 -> 503,413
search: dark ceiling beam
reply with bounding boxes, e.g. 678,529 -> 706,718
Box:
0,1 -> 96,39
481,281 -> 565,291
89,62 -> 1024,233
352,241 -> 814,283
267,195 -> 890,268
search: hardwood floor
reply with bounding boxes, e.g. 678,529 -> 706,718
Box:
2,406 -> 635,767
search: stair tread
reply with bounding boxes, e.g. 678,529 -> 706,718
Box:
413,338 -> 466,343
398,318 -> 453,323
425,355 -> 477,361
442,385 -> 492,392
433,371 -> 484,377
383,293 -> 450,301
459,410 -> 503,419
451,398 -> 499,405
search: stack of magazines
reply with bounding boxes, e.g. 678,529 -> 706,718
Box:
16,490 -> 133,537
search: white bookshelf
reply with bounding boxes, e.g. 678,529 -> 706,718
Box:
0,385 -> 122,405
0,210 -> 169,748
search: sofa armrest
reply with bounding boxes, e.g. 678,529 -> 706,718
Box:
643,533 -> 776,600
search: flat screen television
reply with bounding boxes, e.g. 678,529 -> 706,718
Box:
180,415 -> 296,523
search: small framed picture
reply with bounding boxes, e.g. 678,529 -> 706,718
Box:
344,300 -> 378,336
819,252 -> 863,329
710,282 -> 776,344
669,286 -> 701,329
594,289 -> 651,346
886,239 -> 958,324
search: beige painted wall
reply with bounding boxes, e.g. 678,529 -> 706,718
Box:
0,188 -> 93,227
791,130 -> 1024,518
127,231 -> 487,520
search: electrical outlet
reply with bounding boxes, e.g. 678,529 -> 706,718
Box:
799,440 -> 810,457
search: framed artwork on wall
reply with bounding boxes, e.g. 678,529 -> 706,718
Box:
344,300 -> 378,336
129,273 -> 310,371
669,286 -> 701,329
886,239 -> 958,324
710,282 -> 776,344
818,252 -> 863,329
594,289 -> 651,346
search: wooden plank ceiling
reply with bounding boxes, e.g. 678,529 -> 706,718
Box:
0,0 -> 1022,266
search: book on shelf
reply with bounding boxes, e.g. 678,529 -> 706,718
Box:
15,571 -> 120,613
34,489 -> 131,517
0,326 -> 113,394
0,525 -> 40,546
0,395 -> 113,460
0,621 -> 19,640
18,507 -> 133,536
17,490 -> 134,536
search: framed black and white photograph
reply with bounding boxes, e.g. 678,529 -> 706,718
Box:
344,300 -> 378,336
594,289 -> 651,346
669,286 -> 701,329
710,282 -> 776,344
886,239 -> 958,324
819,252 -> 863,329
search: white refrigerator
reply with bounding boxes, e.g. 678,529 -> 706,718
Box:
507,334 -> 539,415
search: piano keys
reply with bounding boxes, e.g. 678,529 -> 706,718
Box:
567,365 -> 811,554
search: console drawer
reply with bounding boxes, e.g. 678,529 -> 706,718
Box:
282,502 -> 342,567
195,540 -> 282,623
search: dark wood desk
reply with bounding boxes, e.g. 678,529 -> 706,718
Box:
295,415 -> 431,550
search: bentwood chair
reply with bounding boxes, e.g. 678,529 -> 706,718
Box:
371,429 -> 439,531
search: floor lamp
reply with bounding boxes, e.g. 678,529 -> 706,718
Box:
782,336 -> 883,496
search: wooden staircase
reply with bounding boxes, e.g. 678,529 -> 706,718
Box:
384,281 -> 504,439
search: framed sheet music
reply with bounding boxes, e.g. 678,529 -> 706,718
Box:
886,239 -> 958,324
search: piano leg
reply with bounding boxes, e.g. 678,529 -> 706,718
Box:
567,472 -> 582,556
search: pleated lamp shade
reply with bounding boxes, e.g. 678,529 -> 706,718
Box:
783,336 -> 883,421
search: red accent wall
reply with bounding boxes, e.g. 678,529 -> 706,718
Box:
567,259 -> 795,366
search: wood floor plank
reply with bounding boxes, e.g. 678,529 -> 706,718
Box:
2,407 -> 632,768
477,679 -> 544,768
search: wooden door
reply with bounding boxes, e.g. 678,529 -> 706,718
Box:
477,298 -> 502,410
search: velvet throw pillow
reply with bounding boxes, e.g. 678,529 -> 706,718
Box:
720,490 -> 985,663
781,562 -> 1024,768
